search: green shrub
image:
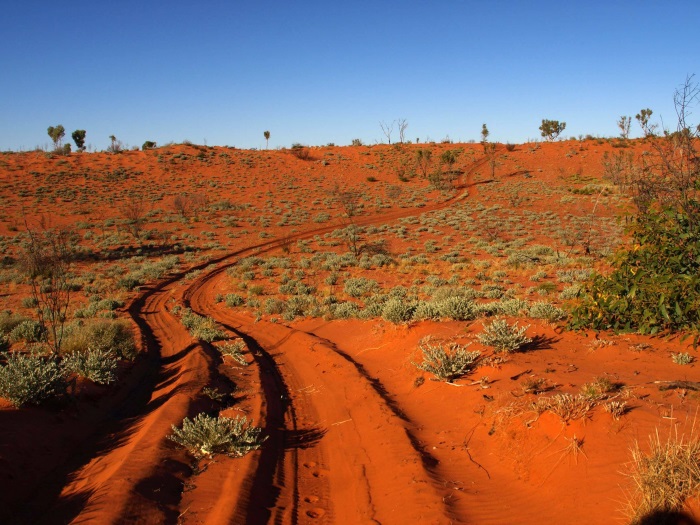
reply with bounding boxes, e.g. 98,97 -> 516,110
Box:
0,352 -> 67,407
343,277 -> 378,298
9,319 -> 46,343
478,319 -> 532,353
264,298 -> 285,315
330,302 -> 360,319
571,204 -> 700,337
169,413 -> 266,458
437,296 -> 476,321
181,310 -> 227,342
62,349 -> 118,384
415,342 -> 480,382
382,298 -> 415,323
413,301 -> 442,321
64,320 -> 137,360
529,301 -> 567,322
217,340 -> 248,366
0,312 -> 29,336
225,293 -> 244,307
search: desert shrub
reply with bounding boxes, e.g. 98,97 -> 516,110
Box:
505,143 -> 516,152
142,140 -> 157,150
360,294 -> 388,319
382,298 -> 415,323
343,277 -> 378,298
559,284 -> 582,300
61,348 -> 118,385
437,296 -> 477,321
528,301 -> 567,322
0,312 -> 29,336
278,279 -> 313,296
217,340 -> 248,366
415,342 -> 480,382
8,319 -> 46,343
413,301 -> 441,321
626,428 -> 700,523
169,413 -> 266,458
477,319 -> 532,353
0,351 -> 67,406
181,309 -> 226,342
672,352 -> 694,365
264,298 -> 285,315
283,296 -> 311,320
497,298 -> 530,316
225,293 -> 244,307
580,376 -> 618,400
572,204 -> 700,337
533,393 -> 595,421
473,302 -> 501,317
290,144 -> 310,160
64,320 -> 137,360
330,302 -> 360,319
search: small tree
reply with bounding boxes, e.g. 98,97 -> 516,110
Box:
22,223 -> 75,354
380,120 -> 395,144
484,142 -> 497,178
107,135 -> 123,153
617,116 -> 631,140
263,130 -> 270,149
415,149 -> 432,178
635,108 -> 656,136
397,119 -> 408,144
47,125 -> 65,151
539,119 -> 566,141
481,123 -> 489,145
121,196 -> 147,241
72,129 -> 86,151
142,140 -> 156,150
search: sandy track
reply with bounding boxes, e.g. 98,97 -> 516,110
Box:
31,158 -> 486,523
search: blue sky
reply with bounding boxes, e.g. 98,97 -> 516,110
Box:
1,1 -> 698,151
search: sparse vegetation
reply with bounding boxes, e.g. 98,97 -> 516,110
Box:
169,413 -> 266,458
626,427 -> 700,523
477,318 -> 531,353
415,340 -> 480,382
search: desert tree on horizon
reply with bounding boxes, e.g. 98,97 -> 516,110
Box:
264,130 -> 270,149
539,119 -> 566,141
47,125 -> 65,151
72,129 -> 86,152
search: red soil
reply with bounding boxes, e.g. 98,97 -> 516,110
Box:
0,141 -> 698,524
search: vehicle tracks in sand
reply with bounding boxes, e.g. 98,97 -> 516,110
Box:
41,156 -> 488,523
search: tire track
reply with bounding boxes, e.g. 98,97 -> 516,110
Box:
43,155 -> 487,523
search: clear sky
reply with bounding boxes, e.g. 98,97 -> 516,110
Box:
1,1 -> 698,151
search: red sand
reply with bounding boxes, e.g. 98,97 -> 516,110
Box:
0,141 -> 698,524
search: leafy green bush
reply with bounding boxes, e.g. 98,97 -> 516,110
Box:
415,342 -> 480,382
0,352 -> 67,407
169,413 -> 266,458
62,349 -> 118,384
571,205 -> 700,337
477,319 -> 532,353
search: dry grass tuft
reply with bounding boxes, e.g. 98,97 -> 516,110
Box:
626,425 -> 700,523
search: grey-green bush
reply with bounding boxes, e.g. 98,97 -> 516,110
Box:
169,413 -> 266,458
0,352 -> 67,407
61,349 -> 118,385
